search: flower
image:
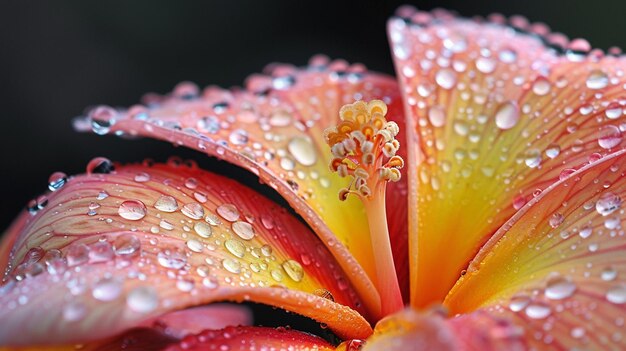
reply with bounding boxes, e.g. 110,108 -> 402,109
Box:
2,5 -> 626,350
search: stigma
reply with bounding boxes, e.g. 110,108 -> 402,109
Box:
324,100 -> 404,201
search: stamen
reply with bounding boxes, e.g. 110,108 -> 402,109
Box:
324,100 -> 404,315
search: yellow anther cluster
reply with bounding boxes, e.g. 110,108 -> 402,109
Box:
324,100 -> 404,201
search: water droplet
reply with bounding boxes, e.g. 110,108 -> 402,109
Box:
475,57 -> 496,74
499,48 -> 517,63
217,204 -> 240,222
545,277 -> 576,300
232,221 -> 255,240
579,226 -> 592,239
157,249 -> 187,269
606,285 -> 626,304
63,302 -> 86,322
229,129 -> 249,145
66,243 -> 89,267
222,258 -> 241,273
495,101 -> 520,130
27,195 -> 48,214
90,106 -> 117,135
261,214 -> 275,229
571,327 -> 586,339
435,69 -> 456,90
134,172 -> 150,182
205,213 -> 221,226
186,239 -> 204,253
524,149 -> 542,168
86,157 -> 114,174
549,213 -> 564,228
601,267 -> 617,281
97,191 -> 109,200
586,70 -> 609,90
532,77 -> 551,96
225,239 -> 245,258
92,278 -> 122,301
88,241 -> 114,263
545,144 -> 560,159
524,302 -> 551,319
194,221 -> 212,238
508,295 -> 530,312
181,202 -> 204,220
605,103 -> 623,119
443,34 -> 467,53
269,110 -> 292,127
48,172 -> 68,191
272,76 -> 295,90
184,178 -> 198,189
282,260 -> 304,282
118,200 -> 147,221
154,195 -> 178,213
280,157 -> 296,171
598,125 -> 622,149
428,105 -> 446,127
596,192 -> 622,216
113,234 -> 141,257
127,286 -> 158,313
288,137 -> 317,166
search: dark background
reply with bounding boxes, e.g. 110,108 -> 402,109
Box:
2,0 -> 626,231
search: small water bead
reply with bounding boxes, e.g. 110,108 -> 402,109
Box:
229,129 -> 249,145
559,168 -> 576,180
495,101 -> 520,130
598,125 -> 622,149
48,172 -> 68,191
186,239 -> 204,253
225,239 -> 246,258
512,196 -> 527,210
66,243 -> 90,267
549,213 -> 564,228
606,285 -> 626,304
63,302 -> 86,322
524,149 -> 542,168
545,277 -> 576,300
272,76 -> 295,90
475,57 -> 496,74
282,260 -> 304,282
596,192 -> 622,216
428,105 -> 446,127
601,267 -> 618,281
586,70 -> 609,90
217,204 -> 240,222
92,277 -> 123,301
118,200 -> 147,221
193,221 -> 212,238
443,34 -> 467,53
202,277 -> 219,289
435,69 -> 457,90
181,202 -> 204,220
532,77 -> 551,96
545,144 -> 560,159
605,103 -> 623,119
86,157 -> 115,174
280,157 -> 296,171
113,234 -> 141,257
222,258 -> 241,274
287,136 -> 317,166
154,195 -> 178,213
232,221 -> 255,240
271,269 -> 284,282
126,286 -> 158,313
157,249 -> 187,269
260,245 -> 272,257
524,302 -> 551,319
159,219 -> 174,231
578,226 -> 593,239
184,177 -> 199,189
90,105 -> 117,135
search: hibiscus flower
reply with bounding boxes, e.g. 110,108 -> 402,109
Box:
2,5 -> 626,350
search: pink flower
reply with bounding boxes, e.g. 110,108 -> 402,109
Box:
2,6 -> 626,350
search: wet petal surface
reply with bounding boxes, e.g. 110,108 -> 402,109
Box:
389,7 -> 626,307
446,149 -> 626,349
76,57 -> 410,314
0,161 -> 371,346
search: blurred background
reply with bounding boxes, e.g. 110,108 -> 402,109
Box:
2,0 -> 626,230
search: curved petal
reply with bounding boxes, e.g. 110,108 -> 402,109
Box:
165,326 -> 334,351
389,6 -> 626,307
446,149 -> 626,349
361,309 -> 526,351
0,161 -> 371,346
75,56 -> 409,313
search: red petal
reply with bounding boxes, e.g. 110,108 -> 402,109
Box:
76,57 -> 409,314
0,161 -> 371,346
447,149 -> 626,349
389,6 -> 626,308
165,326 -> 334,351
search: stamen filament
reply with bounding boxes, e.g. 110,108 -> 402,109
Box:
324,100 -> 404,315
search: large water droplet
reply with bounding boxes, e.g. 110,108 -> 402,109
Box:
225,239 -> 245,258
48,172 -> 68,191
86,157 -> 114,174
118,200 -> 147,221
193,221 -> 212,238
288,137 -> 317,166
495,101 -> 520,130
127,286 -> 158,313
181,202 -> 204,220
154,195 -> 179,213
157,249 -> 187,269
217,204 -> 240,222
90,106 -> 117,135
428,105 -> 446,127
282,259 -> 304,282
435,69 -> 457,90
222,258 -> 241,273
598,125 -> 622,149
605,103 -> 623,119
586,70 -> 609,90
606,285 -> 626,304
524,149 -> 542,168
545,277 -> 576,300
601,266 -> 617,281
232,221 -> 255,240
532,77 -> 551,96
596,192 -> 622,216
113,234 -> 141,257
524,302 -> 551,319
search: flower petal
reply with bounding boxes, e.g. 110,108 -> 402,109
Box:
0,161 -> 371,346
360,309 -> 526,351
389,7 -> 626,307
446,149 -> 626,349
165,326 -> 334,351
76,57 -> 409,314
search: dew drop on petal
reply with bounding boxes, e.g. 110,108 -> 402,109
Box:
428,105 -> 446,127
508,295 -> 530,312
586,70 -> 609,89
181,202 -> 204,220
288,136 -> 317,166
598,125 -> 622,149
232,221 -> 255,240
549,213 -> 564,228
282,259 -> 304,282
118,200 -> 147,221
495,101 -> 520,130
48,172 -> 68,191
193,221 -> 212,238
134,172 -> 151,182
601,267 -> 617,281
63,302 -> 86,322
524,302 -> 551,319
186,239 -> 204,253
222,258 -> 241,273
545,277 -> 576,300
435,69 -> 457,90
154,195 -> 178,213
225,239 -> 245,258
545,144 -> 560,159
532,77 -> 551,96
92,278 -> 122,301
66,244 -> 89,267
86,157 -> 115,175
113,234 -> 141,257
606,285 -> 626,304
596,192 -> 622,216
157,249 -> 187,269
127,286 -> 158,313
605,103 -> 623,119
217,204 -> 240,222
